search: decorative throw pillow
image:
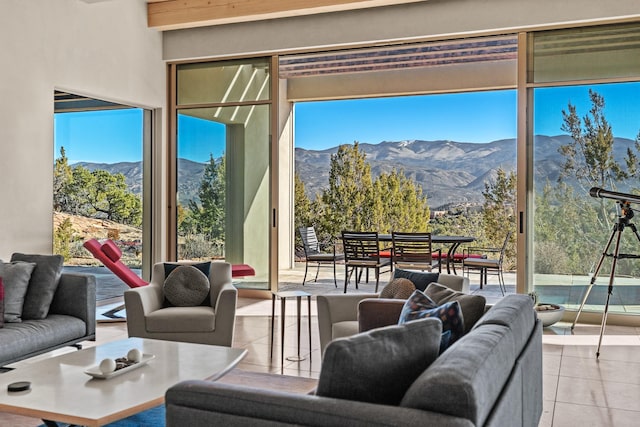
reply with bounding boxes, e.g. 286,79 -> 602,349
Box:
10,253 -> 64,320
0,277 -> 4,328
393,269 -> 439,292
163,265 -> 211,307
380,278 -> 416,299
399,289 -> 465,351
1,261 -> 37,323
424,282 -> 486,333
316,317 -> 442,405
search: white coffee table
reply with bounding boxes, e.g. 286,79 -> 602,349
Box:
0,337 -> 247,426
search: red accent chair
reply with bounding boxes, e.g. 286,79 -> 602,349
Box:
83,239 -> 148,288
83,238 -> 148,320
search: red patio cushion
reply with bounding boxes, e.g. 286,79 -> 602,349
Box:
232,264 -> 255,277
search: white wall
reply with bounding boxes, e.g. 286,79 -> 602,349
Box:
0,0 -> 165,260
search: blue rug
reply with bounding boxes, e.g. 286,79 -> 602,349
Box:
39,404 -> 164,427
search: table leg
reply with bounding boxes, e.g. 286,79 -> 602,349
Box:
280,296 -> 286,369
447,242 -> 462,274
270,293 -> 275,359
285,296 -> 307,362
307,295 -> 312,364
297,296 -> 302,359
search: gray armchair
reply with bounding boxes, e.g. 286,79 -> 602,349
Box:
317,274 -> 468,355
124,261 -> 237,347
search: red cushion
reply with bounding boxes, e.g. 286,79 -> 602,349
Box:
101,240 -> 122,262
232,264 -> 255,277
432,253 -> 484,260
378,250 -> 393,258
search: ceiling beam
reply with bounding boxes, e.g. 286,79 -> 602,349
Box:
147,0 -> 428,31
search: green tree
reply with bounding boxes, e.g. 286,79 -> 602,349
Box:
294,172 -> 313,232
482,167 -> 517,268
66,165 -> 94,216
188,154 -> 226,244
371,169 -> 430,233
89,170 -> 142,226
53,217 -> 74,259
53,147 -> 73,212
560,89 -> 640,228
316,142 -> 374,242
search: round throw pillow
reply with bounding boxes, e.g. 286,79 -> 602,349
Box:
380,278 -> 416,299
163,265 -> 210,307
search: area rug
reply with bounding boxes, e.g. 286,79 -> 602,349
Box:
30,368 -> 317,427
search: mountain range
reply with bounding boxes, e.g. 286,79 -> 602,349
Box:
74,135 -> 638,210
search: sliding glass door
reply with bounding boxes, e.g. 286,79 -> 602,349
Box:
173,58 -> 272,289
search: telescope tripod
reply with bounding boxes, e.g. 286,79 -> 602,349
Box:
572,201 -> 640,358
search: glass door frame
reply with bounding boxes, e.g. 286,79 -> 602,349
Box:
167,56 -> 279,293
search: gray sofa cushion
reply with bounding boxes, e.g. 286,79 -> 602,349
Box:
425,282 -> 486,333
0,314 -> 87,363
1,261 -> 36,322
11,253 -> 64,320
317,317 -> 442,405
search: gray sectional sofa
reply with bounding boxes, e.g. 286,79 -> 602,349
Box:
0,272 -> 96,366
165,294 -> 542,427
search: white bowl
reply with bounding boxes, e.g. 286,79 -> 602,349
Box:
535,304 -> 565,327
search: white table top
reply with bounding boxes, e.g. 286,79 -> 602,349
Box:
0,337 -> 247,426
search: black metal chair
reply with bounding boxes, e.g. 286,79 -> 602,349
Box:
341,231 -> 392,293
299,226 -> 344,287
391,231 -> 441,273
462,231 -> 511,295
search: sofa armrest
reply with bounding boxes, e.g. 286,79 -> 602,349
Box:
358,298 -> 405,332
49,273 -> 96,337
124,284 -> 163,338
166,380 -> 473,427
317,293 -> 378,354
212,283 -> 237,347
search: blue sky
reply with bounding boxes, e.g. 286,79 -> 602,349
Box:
54,108 -> 143,164
55,82 -> 640,163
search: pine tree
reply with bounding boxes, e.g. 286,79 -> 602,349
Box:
188,154 -> 226,243
316,142 -> 374,242
53,147 -> 73,212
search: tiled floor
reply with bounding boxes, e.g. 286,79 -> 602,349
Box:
2,269 -> 639,426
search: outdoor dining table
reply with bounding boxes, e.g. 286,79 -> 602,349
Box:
377,234 -> 476,274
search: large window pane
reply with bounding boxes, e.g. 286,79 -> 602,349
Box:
177,105 -> 270,288
532,82 -> 640,314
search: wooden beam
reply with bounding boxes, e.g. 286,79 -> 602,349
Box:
147,0 -> 428,31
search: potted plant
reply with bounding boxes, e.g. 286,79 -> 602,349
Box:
528,291 -> 565,327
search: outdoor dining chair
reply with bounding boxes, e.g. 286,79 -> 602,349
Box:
341,231 -> 392,293
462,231 -> 511,295
299,226 -> 344,287
391,231 -> 441,273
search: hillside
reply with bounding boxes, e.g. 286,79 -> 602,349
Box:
54,212 -> 142,266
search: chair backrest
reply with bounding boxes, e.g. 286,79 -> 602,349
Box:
497,231 -> 512,264
298,226 -> 320,255
391,231 -> 433,266
341,231 -> 381,263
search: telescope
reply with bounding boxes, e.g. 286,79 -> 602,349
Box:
589,187 -> 640,205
